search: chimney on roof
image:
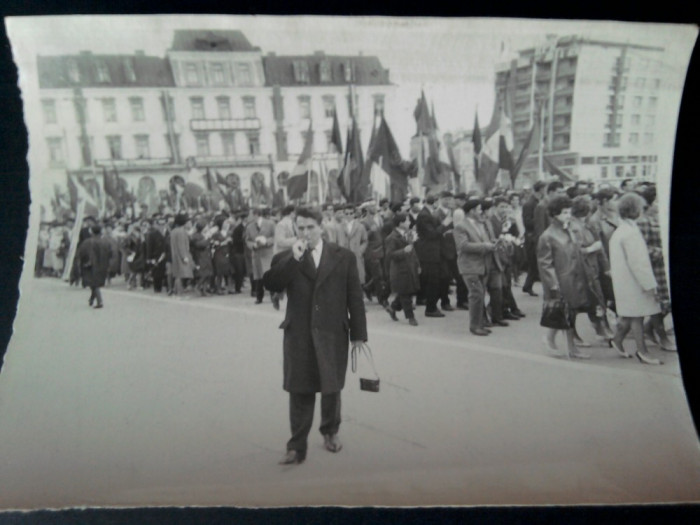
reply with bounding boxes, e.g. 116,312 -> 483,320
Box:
135,50 -> 145,56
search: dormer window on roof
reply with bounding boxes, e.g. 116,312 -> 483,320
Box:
67,59 -> 80,83
319,60 -> 332,83
123,58 -> 136,83
292,60 -> 310,84
96,61 -> 111,83
342,60 -> 354,83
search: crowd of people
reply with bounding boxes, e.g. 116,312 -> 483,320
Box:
34,176 -> 674,365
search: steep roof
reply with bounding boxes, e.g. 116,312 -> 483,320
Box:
170,30 -> 259,52
263,54 -> 391,86
38,53 -> 175,88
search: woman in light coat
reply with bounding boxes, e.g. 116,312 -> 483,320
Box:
608,192 -> 663,365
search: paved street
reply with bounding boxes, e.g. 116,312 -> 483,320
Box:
0,276 -> 698,509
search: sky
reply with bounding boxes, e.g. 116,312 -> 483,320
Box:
4,15 -> 698,245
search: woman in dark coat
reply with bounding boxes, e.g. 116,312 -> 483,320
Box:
537,196 -> 591,359
190,219 -> 214,296
384,213 -> 421,326
126,225 -> 145,289
569,196 -> 614,341
210,217 -> 233,294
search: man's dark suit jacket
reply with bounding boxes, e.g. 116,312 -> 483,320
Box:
414,207 -> 445,264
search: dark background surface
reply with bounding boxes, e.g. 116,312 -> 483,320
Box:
0,1 -> 698,522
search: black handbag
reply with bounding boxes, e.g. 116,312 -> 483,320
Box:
540,298 -> 572,330
351,343 -> 380,393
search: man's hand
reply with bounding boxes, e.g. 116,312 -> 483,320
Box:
404,244 -> 413,253
351,340 -> 364,351
292,239 -> 308,261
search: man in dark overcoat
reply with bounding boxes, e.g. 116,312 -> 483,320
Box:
78,224 -> 113,309
263,207 -> 367,465
145,216 -> 167,293
414,195 -> 449,317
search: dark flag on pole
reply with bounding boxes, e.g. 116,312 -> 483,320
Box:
330,109 -> 343,155
287,121 -> 313,200
339,118 -> 366,203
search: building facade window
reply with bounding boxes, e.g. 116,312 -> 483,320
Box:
47,137 -> 64,166
633,96 -> 642,108
42,99 -> 57,124
373,94 -> 386,115
631,114 -> 641,126
652,78 -> 661,90
102,98 -> 117,123
134,134 -> 150,159
216,96 -> 231,119
292,60 -> 310,84
106,135 -> 122,160
342,60 -> 354,83
96,61 -> 110,83
195,133 -> 210,157
615,166 -> 624,177
190,97 -> 205,119
600,166 -> 608,178
629,132 -> 639,144
630,165 -> 637,177
210,63 -> 225,85
242,96 -> 257,118
319,60 -> 332,83
644,132 -> 654,144
247,132 -> 260,155
322,95 -> 336,117
648,96 -> 658,109
185,62 -> 200,85
221,132 -> 236,156
298,95 -> 311,119
124,58 -> 136,82
236,63 -> 252,85
129,97 -> 145,122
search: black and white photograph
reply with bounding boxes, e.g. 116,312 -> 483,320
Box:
1,14 -> 698,509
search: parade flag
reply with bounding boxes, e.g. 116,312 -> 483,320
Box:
544,156 -> 576,182
339,118 -> 366,203
287,121 -> 313,200
330,109 -> 343,155
512,106 -> 540,185
413,90 -> 433,136
67,173 -> 100,217
479,110 -> 514,192
366,116 -> 411,203
102,167 -> 120,202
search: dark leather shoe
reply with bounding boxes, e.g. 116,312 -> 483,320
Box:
408,318 -> 418,326
323,434 -> 342,453
425,310 -> 445,318
503,312 -> 520,321
279,450 -> 305,465
456,303 -> 469,310
384,305 -> 398,321
523,289 -> 538,297
441,304 -> 454,312
483,327 -> 492,333
512,310 -> 526,318
492,320 -> 509,327
470,328 -> 490,336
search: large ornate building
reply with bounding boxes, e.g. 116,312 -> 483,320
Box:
36,29 -> 396,215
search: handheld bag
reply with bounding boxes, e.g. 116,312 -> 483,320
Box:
351,343 -> 380,393
540,298 -> 572,330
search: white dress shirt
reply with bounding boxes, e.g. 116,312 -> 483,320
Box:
311,240 -> 324,268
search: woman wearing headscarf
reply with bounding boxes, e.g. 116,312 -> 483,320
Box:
608,192 -> 664,365
536,195 -> 591,359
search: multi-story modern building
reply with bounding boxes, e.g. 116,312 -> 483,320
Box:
494,35 -> 664,187
36,29 -> 395,213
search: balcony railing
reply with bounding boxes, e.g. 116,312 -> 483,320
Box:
196,154 -> 270,166
190,118 -> 261,132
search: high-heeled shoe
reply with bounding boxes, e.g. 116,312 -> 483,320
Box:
636,352 -> 663,365
542,336 -> 566,358
609,339 -> 633,358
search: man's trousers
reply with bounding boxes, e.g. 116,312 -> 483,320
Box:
287,392 -> 341,454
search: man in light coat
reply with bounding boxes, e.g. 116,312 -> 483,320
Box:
263,207 -> 367,465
